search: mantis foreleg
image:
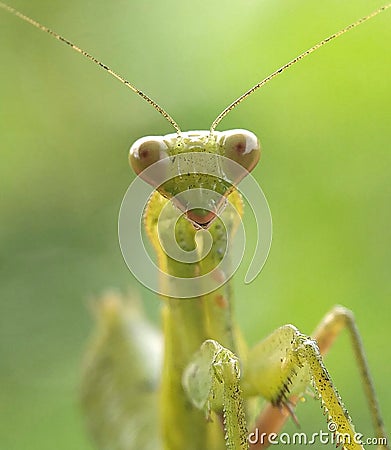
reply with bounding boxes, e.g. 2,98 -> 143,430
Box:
243,324 -> 363,450
245,306 -> 389,450
183,339 -> 248,450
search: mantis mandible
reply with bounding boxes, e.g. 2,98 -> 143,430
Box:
1,2 -> 389,449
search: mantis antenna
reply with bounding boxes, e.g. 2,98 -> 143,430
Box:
1,2 -> 390,135
0,1 -> 182,135
210,3 -> 391,133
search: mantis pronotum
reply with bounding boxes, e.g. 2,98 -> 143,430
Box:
1,1 -> 390,449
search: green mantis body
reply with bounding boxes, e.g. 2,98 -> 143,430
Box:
122,129 -> 387,449
1,2 -> 390,449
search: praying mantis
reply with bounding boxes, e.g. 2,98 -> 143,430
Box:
1,1 -> 390,450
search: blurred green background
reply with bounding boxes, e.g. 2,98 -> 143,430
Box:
0,0 -> 390,449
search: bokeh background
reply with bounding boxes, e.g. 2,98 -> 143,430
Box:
0,0 -> 390,449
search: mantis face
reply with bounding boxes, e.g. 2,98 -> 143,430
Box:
129,129 -> 260,227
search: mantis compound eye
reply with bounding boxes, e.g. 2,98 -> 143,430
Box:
129,136 -> 169,176
220,129 -> 261,173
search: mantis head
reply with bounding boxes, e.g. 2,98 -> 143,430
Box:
129,130 -> 260,227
